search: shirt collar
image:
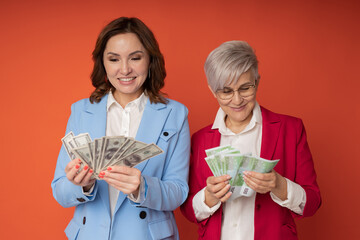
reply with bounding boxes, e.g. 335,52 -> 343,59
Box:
212,102 -> 262,135
107,91 -> 148,112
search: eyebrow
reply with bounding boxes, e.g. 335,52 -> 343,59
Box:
223,81 -> 255,89
106,50 -> 144,56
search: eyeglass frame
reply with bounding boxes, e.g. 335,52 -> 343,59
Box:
215,80 -> 258,100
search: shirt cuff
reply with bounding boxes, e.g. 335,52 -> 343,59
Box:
193,187 -> 221,221
82,183 -> 95,197
128,176 -> 145,203
270,178 -> 307,215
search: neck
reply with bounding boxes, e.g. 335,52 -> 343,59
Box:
225,113 -> 253,134
113,90 -> 143,108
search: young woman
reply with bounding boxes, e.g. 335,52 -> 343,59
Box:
52,17 -> 190,240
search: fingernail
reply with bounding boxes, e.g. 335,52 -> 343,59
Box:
84,166 -> 89,170
99,171 -> 105,175
89,169 -> 93,173
75,165 -> 80,169
107,167 -> 112,171
99,175 -> 104,178
78,159 -> 82,163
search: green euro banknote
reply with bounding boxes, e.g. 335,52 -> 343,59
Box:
205,146 -> 238,176
204,145 -> 279,197
205,145 -> 233,157
227,154 -> 279,197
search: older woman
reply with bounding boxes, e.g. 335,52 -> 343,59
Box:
181,41 -> 321,240
52,17 -> 190,240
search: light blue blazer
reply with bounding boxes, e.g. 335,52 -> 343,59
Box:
51,94 -> 190,240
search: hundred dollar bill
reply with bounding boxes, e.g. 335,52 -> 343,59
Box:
114,143 -> 163,168
72,133 -> 92,147
93,138 -> 103,173
88,142 -> 95,168
104,138 -> 136,169
99,136 -> 127,170
61,132 -> 165,180
61,131 -> 76,160
121,140 -> 148,158
72,145 -> 93,167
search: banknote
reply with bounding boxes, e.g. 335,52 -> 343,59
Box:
103,138 -> 136,169
205,145 -> 233,157
100,136 -> 127,171
61,132 -> 163,179
72,133 -> 92,147
72,145 -> 93,166
61,131 -> 76,160
113,143 -> 163,167
204,145 -> 279,198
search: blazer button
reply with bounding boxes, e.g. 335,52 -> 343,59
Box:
83,217 -> 86,225
163,131 -> 169,136
139,211 -> 147,219
77,198 -> 86,202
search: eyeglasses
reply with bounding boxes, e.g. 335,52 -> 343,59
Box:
215,82 -> 257,100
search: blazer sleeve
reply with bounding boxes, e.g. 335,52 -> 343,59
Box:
293,119 -> 321,218
137,104 -> 191,211
180,135 -> 200,223
51,102 -> 99,208
180,130 -> 220,227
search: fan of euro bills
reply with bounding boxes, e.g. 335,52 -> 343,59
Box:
61,131 -> 163,179
205,145 -> 279,197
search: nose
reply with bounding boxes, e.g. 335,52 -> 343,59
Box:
119,61 -> 131,75
231,91 -> 244,104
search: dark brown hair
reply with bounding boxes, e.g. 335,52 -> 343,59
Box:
89,17 -> 167,104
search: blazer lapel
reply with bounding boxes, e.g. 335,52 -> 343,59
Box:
203,127 -> 221,177
135,99 -> 169,172
82,95 -> 110,215
113,99 -> 170,213
205,128 -> 221,150
260,106 -> 281,160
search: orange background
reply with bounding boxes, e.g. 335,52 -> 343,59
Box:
0,0 -> 359,239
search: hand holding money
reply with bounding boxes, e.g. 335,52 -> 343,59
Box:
64,158 -> 95,190
99,165 -> 142,196
243,170 -> 288,200
204,145 -> 280,198
204,175 -> 232,207
61,131 -> 164,180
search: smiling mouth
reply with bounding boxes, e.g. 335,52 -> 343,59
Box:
231,105 -> 246,110
118,77 -> 136,82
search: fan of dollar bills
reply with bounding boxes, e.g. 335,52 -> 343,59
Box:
205,145 -> 279,197
61,132 -> 163,179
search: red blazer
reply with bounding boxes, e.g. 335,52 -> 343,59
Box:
181,107 -> 321,240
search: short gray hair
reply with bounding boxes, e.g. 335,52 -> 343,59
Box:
204,40 -> 260,92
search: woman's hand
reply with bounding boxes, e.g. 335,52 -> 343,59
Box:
65,159 -> 95,191
243,170 -> 287,200
99,166 -> 142,198
204,175 -> 232,208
